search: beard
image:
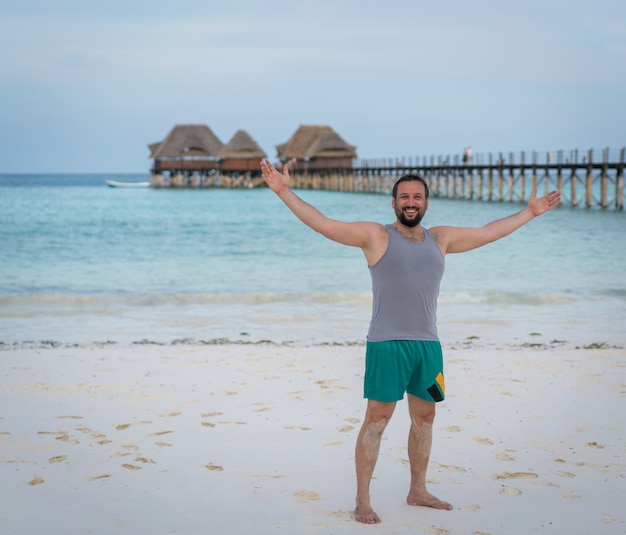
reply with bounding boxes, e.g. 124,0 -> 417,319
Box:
396,207 -> 423,228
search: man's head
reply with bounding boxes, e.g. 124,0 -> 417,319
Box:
392,174 -> 429,200
391,175 -> 429,228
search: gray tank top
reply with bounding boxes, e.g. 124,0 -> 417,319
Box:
367,224 -> 445,342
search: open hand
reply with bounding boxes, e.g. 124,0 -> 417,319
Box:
260,159 -> 291,194
528,188 -> 561,216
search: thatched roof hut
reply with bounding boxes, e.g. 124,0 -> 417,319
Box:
276,125 -> 357,169
219,130 -> 267,171
150,124 -> 224,173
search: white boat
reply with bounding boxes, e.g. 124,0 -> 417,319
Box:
105,179 -> 150,188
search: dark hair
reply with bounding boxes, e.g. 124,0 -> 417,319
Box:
392,174 -> 430,199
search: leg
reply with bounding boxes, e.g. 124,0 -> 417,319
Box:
406,394 -> 453,510
354,399 -> 396,524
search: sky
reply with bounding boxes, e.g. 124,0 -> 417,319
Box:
1,0 -> 625,173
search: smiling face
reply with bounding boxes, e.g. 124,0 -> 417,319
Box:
392,180 -> 429,228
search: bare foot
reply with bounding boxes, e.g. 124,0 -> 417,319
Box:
407,490 -> 453,510
354,503 -> 382,524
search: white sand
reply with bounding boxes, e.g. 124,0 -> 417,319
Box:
1,342 -> 624,534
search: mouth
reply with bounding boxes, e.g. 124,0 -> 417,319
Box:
403,208 -> 419,218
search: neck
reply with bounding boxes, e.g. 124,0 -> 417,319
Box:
393,222 -> 424,242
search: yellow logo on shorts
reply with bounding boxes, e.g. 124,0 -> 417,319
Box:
435,372 -> 445,395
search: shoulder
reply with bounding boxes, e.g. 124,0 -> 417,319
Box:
366,222 -> 390,247
361,222 -> 389,266
427,225 -> 455,255
427,225 -> 449,242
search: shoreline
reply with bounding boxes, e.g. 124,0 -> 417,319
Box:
1,336 -> 623,351
1,342 -> 625,534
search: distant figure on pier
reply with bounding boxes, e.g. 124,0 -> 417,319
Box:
463,146 -> 473,165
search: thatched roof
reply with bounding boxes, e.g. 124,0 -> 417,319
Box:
276,125 -> 357,160
150,124 -> 224,159
219,130 -> 266,159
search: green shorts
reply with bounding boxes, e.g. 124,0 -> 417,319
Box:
364,340 -> 445,403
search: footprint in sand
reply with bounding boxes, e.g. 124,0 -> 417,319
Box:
553,471 -> 576,478
494,472 -> 538,480
424,527 -> 449,534
201,411 -> 223,417
499,486 -> 522,496
474,437 -> 494,445
294,490 -> 320,503
116,423 -> 132,430
135,456 -> 156,464
338,425 -> 354,433
27,476 -> 45,486
88,474 -> 111,481
443,425 -> 461,432
205,463 -> 224,472
601,514 -> 621,525
122,463 -> 142,471
438,464 -> 467,473
496,453 -> 515,461
219,421 -> 247,426
55,431 -> 78,444
49,455 -> 67,463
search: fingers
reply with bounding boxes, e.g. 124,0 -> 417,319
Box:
548,190 -> 561,206
260,159 -> 275,173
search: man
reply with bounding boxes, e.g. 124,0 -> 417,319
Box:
260,159 -> 561,524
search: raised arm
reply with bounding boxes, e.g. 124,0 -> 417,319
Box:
260,159 -> 384,253
431,188 -> 561,254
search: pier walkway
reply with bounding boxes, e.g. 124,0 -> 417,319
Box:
151,148 -> 625,210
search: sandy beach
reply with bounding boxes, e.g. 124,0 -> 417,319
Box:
1,341 -> 624,534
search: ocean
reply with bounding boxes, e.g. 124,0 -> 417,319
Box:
1,173 -> 625,348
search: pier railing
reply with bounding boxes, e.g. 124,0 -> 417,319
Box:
151,147 -> 625,210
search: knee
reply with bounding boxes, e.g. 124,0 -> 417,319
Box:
411,407 -> 436,426
408,396 -> 436,425
364,410 -> 391,428
364,401 -> 395,426
411,414 -> 435,433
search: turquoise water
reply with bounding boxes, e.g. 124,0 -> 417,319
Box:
1,174 -> 625,347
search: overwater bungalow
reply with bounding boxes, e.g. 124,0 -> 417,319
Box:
219,129 -> 267,172
276,125 -> 357,170
149,124 -> 224,175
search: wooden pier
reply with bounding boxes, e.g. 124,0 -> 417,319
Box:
151,148 -> 625,210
